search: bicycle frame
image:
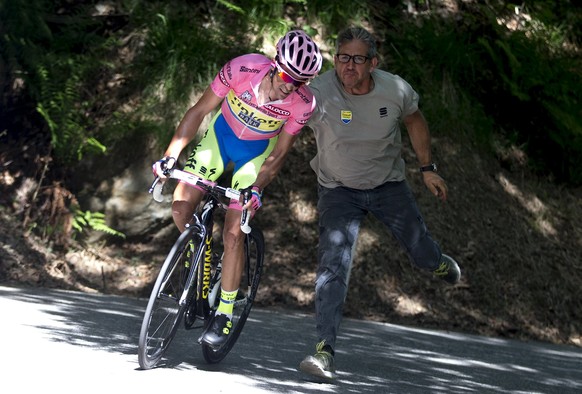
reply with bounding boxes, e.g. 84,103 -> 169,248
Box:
185,197 -> 219,323
138,167 -> 262,368
155,169 -> 250,325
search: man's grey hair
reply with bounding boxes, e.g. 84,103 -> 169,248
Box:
335,26 -> 378,59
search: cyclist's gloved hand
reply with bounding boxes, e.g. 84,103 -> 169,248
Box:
241,185 -> 262,211
152,156 -> 177,177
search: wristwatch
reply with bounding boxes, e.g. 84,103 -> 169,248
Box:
420,163 -> 437,173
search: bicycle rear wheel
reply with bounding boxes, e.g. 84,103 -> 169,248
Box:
138,228 -> 198,369
201,227 -> 265,363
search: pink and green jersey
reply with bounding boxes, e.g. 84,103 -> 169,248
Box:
210,53 -> 316,141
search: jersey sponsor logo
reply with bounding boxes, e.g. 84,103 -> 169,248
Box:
226,61 -> 233,80
219,68 -> 230,88
264,104 -> 291,117
295,88 -> 310,104
341,110 -> 352,124
240,65 -> 261,74
241,90 -> 252,101
379,107 -> 388,118
226,90 -> 284,133
185,156 -> 217,178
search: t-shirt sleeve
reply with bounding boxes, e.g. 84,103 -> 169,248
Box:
399,76 -> 420,116
305,79 -> 324,126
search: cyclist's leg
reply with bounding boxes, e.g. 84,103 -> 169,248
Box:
201,135 -> 275,347
220,209 -> 246,291
173,112 -> 227,232
219,134 -> 276,292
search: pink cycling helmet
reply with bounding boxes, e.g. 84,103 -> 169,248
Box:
276,30 -> 322,82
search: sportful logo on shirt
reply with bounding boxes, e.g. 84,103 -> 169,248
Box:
341,110 -> 352,124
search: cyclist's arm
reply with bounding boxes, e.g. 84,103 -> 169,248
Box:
162,87 -> 223,159
252,131 -> 299,191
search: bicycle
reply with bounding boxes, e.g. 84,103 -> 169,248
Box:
137,167 -> 265,369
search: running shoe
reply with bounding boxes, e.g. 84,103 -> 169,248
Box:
433,254 -> 461,284
299,341 -> 336,380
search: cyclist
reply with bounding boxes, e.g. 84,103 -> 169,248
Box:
152,30 -> 322,348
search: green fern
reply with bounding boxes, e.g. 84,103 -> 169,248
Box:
72,210 -> 125,239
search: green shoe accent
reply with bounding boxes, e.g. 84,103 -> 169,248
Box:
299,341 -> 336,380
433,254 -> 461,284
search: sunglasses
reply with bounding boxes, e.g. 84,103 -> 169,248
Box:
275,63 -> 303,87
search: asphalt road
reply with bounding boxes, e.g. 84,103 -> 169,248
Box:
2,284 -> 581,393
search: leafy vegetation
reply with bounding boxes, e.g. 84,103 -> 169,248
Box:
1,0 -> 580,234
72,209 -> 125,238
1,0 -> 581,346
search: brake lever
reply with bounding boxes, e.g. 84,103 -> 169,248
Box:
240,188 -> 251,234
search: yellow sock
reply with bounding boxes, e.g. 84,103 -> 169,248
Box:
216,288 -> 237,316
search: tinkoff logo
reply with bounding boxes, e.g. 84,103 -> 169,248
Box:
341,110 -> 352,124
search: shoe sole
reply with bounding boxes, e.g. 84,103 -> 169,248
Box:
299,356 -> 335,380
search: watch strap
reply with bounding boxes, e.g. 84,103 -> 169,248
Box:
420,163 -> 437,172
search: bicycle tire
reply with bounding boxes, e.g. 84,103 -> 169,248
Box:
137,227 -> 199,369
201,226 -> 265,363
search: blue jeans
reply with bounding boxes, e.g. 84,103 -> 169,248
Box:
314,181 -> 442,349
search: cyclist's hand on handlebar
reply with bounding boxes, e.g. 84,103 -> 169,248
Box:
152,156 -> 177,178
240,185 -> 262,211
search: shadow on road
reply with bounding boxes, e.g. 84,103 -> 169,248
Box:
2,285 -> 582,393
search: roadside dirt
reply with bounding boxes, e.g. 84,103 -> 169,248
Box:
1,129 -> 581,349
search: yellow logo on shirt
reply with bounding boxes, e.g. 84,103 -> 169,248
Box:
341,110 -> 352,124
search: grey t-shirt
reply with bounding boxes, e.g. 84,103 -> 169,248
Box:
307,69 -> 419,189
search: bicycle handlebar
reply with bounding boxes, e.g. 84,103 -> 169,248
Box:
148,168 -> 252,234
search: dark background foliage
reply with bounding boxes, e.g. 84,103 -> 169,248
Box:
1,0 -> 581,346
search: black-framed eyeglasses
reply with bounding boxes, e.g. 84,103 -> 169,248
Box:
336,53 -> 369,64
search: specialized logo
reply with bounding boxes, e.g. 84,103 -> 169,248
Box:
202,236 -> 212,299
341,110 -> 352,124
185,154 -> 217,178
226,90 -> 284,134
379,107 -> 388,118
197,166 -> 217,178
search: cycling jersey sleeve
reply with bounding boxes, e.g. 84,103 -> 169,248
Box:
281,87 -> 316,136
210,59 -> 238,98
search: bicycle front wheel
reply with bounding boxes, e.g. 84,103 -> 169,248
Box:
137,228 -> 197,369
202,226 -> 265,363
